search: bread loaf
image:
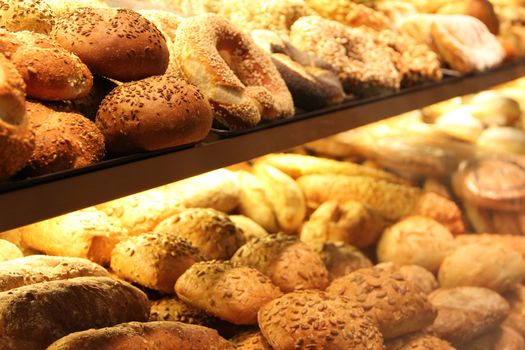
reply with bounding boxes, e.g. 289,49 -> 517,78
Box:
46,321 -> 232,350
229,215 -> 269,242
376,263 -> 439,295
0,277 -> 150,350
456,234 -> 525,261
149,296 -> 218,327
175,260 -> 282,325
0,0 -> 55,34
503,284 -> 525,337
231,330 -> 272,350
314,241 -> 372,282
45,0 -> 109,17
0,239 -> 22,262
461,326 -> 525,350
385,333 -> 455,350
111,232 -> 202,293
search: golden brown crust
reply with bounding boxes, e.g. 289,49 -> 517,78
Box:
258,290 -> 384,350
313,241 -> 372,282
46,321 -> 233,350
0,277 -> 150,350
149,296 -> 218,327
327,267 -> 437,339
175,260 -> 282,325
111,232 -> 202,293
456,234 -> 525,262
229,215 -> 269,242
436,0 -> 500,35
386,333 -> 456,350
154,208 -> 244,260
52,8 -> 169,82
0,239 -> 22,262
232,233 -> 329,293
0,0 -> 55,34
426,287 -> 510,345
231,330 -> 272,350
461,326 -> 525,350
376,263 -> 439,295
45,0 -> 109,17
96,75 -> 212,156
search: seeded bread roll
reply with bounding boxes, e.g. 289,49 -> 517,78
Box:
24,102 -> 105,176
386,333 -> 455,350
0,255 -> 109,292
52,8 -> 169,82
314,241 -> 372,282
232,233 -> 329,293
438,243 -> 525,293
46,321 -> 232,350
175,260 -> 282,325
0,239 -> 22,262
149,296 -> 218,327
0,0 -> 55,34
301,200 -> 385,249
20,207 -> 125,266
231,331 -> 272,350
376,263 -> 439,295
96,75 -> 212,156
45,0 -> 109,17
0,53 -> 34,180
154,208 -> 244,260
0,277 -> 150,350
377,216 -> 456,273
426,287 -> 510,345
111,232 -> 202,293
327,267 -> 437,339
462,326 -> 525,350
258,289 -> 384,350
229,215 -> 269,242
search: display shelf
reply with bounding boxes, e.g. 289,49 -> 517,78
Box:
1,61 -> 525,232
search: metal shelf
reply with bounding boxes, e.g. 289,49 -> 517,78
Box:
1,61 -> 525,232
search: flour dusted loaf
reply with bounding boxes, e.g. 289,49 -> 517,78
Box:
0,277 -> 150,350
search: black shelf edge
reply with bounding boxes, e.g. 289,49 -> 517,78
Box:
1,61 -> 524,232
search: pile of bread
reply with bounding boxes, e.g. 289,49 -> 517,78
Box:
1,148 -> 525,349
0,0 -> 518,183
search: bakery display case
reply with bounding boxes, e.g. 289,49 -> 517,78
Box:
2,0 -> 525,349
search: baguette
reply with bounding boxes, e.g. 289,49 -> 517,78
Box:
0,277 -> 150,350
46,321 -> 232,350
0,255 -> 109,292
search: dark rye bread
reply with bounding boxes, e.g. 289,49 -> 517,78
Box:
95,75 -> 213,156
51,8 -> 169,82
0,277 -> 150,350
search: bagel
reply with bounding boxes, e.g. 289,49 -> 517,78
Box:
51,8 -> 170,82
290,16 -> 401,96
0,0 -> 55,34
173,14 -> 294,130
0,30 -> 93,101
0,54 -> 34,180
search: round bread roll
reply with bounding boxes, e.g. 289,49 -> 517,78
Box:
96,75 -> 213,156
468,91 -> 522,127
377,216 -> 456,273
0,53 -> 33,180
314,241 -> 372,282
45,0 -> 109,17
0,239 -> 22,262
154,208 -> 245,260
411,192 -> 466,235
0,30 -> 93,101
258,289 -> 384,350
326,267 -> 437,339
300,200 -> 386,249
149,296 -> 218,328
0,0 -> 55,34
438,243 -> 525,293
462,326 -> 525,350
111,232 -> 203,293
175,260 -> 282,325
232,233 -> 329,293
426,287 -> 510,345
437,0 -> 500,35
231,330 -> 272,350
23,102 -> 105,176
386,333 -> 456,350
456,234 -> 525,262
435,107 -> 484,143
51,8 -> 169,82
376,263 -> 439,295
477,127 -> 525,155
229,215 -> 269,242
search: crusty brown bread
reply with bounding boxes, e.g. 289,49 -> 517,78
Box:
149,296 -> 218,327
258,289 -> 384,350
232,233 -> 329,293
231,330 -> 273,350
327,267 -> 437,339
385,333 -> 455,350
45,0 -> 109,17
46,321 -> 233,350
0,255 -> 109,292
0,277 -> 150,350
0,0 -> 55,34
376,263 -> 439,295
96,75 -> 212,156
0,238 -> 22,262
229,215 -> 269,242
51,8 -> 169,82
175,260 -> 282,325
313,241 -> 372,282
111,232 -> 202,293
426,287 -> 510,345
461,326 -> 525,350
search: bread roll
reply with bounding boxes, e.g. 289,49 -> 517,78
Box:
327,267 -> 436,339
477,127 -> 525,155
426,287 -> 510,345
469,91 -> 522,127
0,228 -> 35,255
23,102 -> 105,176
52,8 -> 169,82
456,234 -> 525,261
424,177 -> 452,199
111,232 -> 203,293
149,296 -> 217,327
154,208 -> 244,260
46,321 -> 232,350
314,241 -> 372,282
0,277 -> 150,350
0,239 -> 22,262
386,333 -> 456,350
96,75 -> 212,155
20,207 -> 126,266
231,330 -> 272,350
462,326 -> 525,350
503,284 -> 525,337
0,53 -> 34,180
232,233 -> 329,293
229,215 -> 269,242
175,260 -> 282,325
376,263 -> 439,295
253,164 -> 306,234
45,0 -> 109,17
258,289 -> 384,350
436,0 -> 500,35
0,255 -> 109,292
435,107 -> 484,142
0,0 -> 55,34
377,216 -> 456,273
438,243 -> 525,293
301,200 -> 385,249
